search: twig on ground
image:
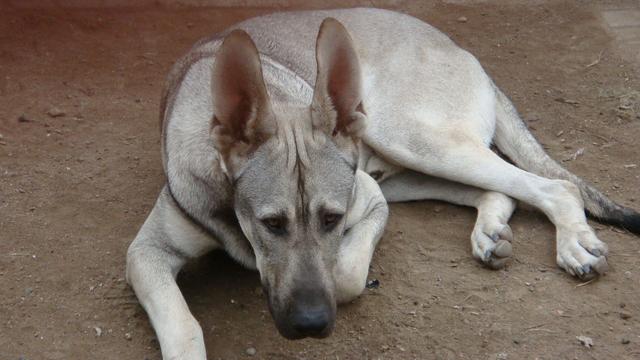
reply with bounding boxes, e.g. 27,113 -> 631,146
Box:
585,50 -> 604,68
575,278 -> 597,288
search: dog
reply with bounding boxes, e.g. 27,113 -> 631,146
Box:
126,8 -> 640,359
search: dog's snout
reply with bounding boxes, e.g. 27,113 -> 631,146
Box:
290,305 -> 331,337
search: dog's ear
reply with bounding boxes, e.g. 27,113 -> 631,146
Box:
311,18 -> 366,142
211,30 -> 275,174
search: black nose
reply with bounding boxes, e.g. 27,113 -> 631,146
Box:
290,306 -> 330,337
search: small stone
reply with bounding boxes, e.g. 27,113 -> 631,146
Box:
18,114 -> 33,123
124,332 -> 132,341
24,287 -> 33,296
621,338 -> 630,345
497,353 -> 508,360
619,312 -> 632,320
457,16 -> 468,23
47,107 -> 65,118
94,327 -> 102,337
245,347 -> 256,356
576,335 -> 593,348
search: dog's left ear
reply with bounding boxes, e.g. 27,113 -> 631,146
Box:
311,18 -> 366,142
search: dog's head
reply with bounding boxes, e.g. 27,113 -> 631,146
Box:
210,19 -> 365,339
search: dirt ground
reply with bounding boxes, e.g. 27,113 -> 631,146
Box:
1,1 -> 639,359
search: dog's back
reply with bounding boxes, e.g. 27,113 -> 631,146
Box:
162,8 -> 495,176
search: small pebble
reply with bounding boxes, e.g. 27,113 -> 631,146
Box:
457,16 -> 468,23
94,327 -> 102,337
621,338 -> 630,345
245,347 -> 256,356
18,114 -> 33,123
47,107 -> 65,118
576,335 -> 593,348
619,312 -> 632,320
124,332 -> 132,341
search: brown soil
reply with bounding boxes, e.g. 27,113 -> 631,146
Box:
1,1 -> 639,359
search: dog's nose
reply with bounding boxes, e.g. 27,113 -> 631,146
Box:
290,306 -> 330,337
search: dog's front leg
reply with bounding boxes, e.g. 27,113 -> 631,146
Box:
335,170 -> 389,303
127,187 -> 217,360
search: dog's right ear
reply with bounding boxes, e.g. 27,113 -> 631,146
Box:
211,30 -> 275,175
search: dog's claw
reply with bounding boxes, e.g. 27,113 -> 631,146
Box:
557,228 -> 609,280
574,257 -> 608,281
474,225 -> 514,270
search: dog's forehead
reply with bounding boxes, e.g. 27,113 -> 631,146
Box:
238,106 -> 355,213
278,105 -> 355,195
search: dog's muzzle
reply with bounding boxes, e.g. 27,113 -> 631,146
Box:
268,286 -> 336,340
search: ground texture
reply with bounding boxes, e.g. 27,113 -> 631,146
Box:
1,1 -> 639,359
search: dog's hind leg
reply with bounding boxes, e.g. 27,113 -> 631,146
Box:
367,129 -> 608,279
126,187 -> 217,360
380,171 -> 516,269
334,170 -> 389,303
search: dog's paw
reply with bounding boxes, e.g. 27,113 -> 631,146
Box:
556,227 -> 609,280
471,223 -> 513,269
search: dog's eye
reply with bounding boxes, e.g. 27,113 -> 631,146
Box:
262,217 -> 287,234
323,213 -> 343,230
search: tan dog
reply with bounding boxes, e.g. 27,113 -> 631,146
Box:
126,8 -> 640,359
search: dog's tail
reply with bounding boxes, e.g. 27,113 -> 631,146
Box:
493,85 -> 640,235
